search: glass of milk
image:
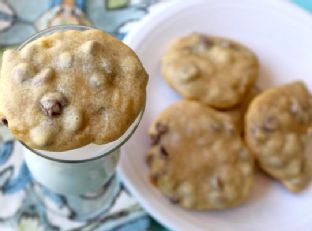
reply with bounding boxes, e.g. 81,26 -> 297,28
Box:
17,25 -> 145,220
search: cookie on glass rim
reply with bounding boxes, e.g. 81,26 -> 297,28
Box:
0,29 -> 148,151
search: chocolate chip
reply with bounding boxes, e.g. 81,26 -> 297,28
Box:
39,92 -> 67,117
149,165 -> 169,187
220,40 -> 239,50
0,118 -> 8,126
80,40 -> 102,55
198,35 -> 213,48
149,175 -> 158,186
160,145 -> 169,157
263,116 -> 278,132
152,170 -> 167,184
192,35 -> 214,53
150,133 -> 160,145
202,37 -> 214,48
214,176 -> 224,191
210,174 -> 226,191
145,154 -> 154,167
150,122 -> 169,145
299,161 -> 304,174
168,196 -> 179,204
156,122 -> 168,134
40,100 -> 62,116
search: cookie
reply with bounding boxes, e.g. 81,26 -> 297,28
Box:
245,81 -> 312,192
0,29 -> 148,151
239,86 -> 261,117
147,100 -> 254,209
161,33 -> 259,109
228,86 -> 261,134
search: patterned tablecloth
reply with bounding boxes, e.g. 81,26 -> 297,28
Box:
0,1 -> 310,231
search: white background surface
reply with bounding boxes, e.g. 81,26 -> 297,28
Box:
119,1 -> 312,230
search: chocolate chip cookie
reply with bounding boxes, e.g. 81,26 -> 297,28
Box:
245,81 -> 312,192
228,86 -> 261,134
161,33 -> 259,109
0,29 -> 148,151
147,100 -> 255,209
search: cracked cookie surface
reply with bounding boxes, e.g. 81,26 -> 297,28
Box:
245,81 -> 312,192
161,33 -> 259,109
0,29 -> 148,151
147,100 -> 254,209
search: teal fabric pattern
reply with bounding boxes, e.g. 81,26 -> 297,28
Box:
293,0 -> 312,12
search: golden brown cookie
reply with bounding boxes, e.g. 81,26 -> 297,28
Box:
147,100 -> 255,209
228,86 -> 261,134
0,29 -> 148,151
245,81 -> 312,192
239,86 -> 261,117
161,33 -> 259,109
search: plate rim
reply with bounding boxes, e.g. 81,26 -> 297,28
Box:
118,1 -> 312,231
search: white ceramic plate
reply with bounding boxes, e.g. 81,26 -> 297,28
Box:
118,1 -> 312,230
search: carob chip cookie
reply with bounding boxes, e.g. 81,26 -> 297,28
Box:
245,81 -> 312,192
147,100 -> 255,209
0,29 -> 148,151
161,33 -> 259,109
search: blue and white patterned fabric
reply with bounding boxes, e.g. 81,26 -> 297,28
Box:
0,141 -> 150,231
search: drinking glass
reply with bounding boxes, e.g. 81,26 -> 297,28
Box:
15,25 -> 144,220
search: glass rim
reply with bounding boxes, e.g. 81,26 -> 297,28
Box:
18,25 -> 145,163
21,108 -> 144,163
18,25 -> 97,50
